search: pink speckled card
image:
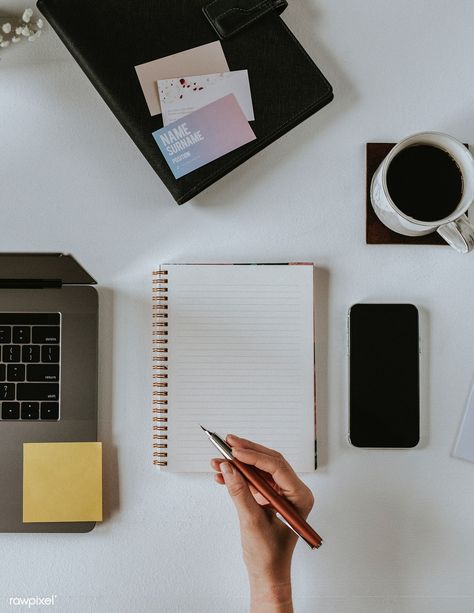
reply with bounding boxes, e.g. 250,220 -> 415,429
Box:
158,70 -> 254,126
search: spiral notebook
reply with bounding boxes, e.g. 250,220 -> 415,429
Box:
152,264 -> 316,472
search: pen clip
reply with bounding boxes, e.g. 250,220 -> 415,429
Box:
275,512 -> 314,550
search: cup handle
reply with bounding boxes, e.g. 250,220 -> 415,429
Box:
437,214 -> 474,254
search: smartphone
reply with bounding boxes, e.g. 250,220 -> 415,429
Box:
348,303 -> 420,448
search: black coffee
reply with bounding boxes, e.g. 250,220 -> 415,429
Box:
386,144 -> 463,221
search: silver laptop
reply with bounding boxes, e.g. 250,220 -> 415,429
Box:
0,253 -> 98,533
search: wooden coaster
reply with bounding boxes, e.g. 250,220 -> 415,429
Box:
366,143 -> 449,245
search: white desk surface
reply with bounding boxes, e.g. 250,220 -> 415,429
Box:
1,1 -> 474,611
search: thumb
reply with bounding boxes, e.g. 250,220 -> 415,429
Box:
221,462 -> 260,524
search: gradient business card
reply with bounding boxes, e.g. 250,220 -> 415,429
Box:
152,94 -> 256,179
158,70 -> 254,126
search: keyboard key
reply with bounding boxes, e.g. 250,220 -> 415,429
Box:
3,345 -> 21,362
7,364 -> 25,382
0,384 -> 15,400
21,402 -> 39,420
27,364 -> 59,382
41,345 -> 60,363
0,315 -> 61,423
41,402 -> 59,420
0,326 -> 11,343
32,326 -> 60,344
22,345 -> 41,363
2,402 -> 19,419
12,326 -> 31,343
17,383 -> 59,401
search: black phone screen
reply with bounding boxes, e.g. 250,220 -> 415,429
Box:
349,303 -> 420,448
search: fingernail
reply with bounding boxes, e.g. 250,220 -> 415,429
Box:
226,434 -> 237,442
221,462 -> 233,476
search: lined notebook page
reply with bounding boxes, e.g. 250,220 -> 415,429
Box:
165,264 -> 315,472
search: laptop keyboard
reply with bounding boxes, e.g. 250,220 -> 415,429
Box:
0,313 -> 61,421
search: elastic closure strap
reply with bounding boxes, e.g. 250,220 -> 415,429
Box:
203,0 -> 288,39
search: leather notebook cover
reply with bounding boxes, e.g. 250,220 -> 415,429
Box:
36,0 -> 333,204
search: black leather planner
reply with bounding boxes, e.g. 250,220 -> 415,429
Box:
37,0 -> 334,204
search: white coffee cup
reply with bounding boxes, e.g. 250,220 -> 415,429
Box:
371,132 -> 474,253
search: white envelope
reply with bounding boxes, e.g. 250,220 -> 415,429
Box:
453,379 -> 474,462
158,70 -> 254,126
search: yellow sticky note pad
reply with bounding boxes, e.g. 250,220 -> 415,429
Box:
23,442 -> 102,523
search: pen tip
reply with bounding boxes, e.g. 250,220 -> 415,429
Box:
200,425 -> 208,432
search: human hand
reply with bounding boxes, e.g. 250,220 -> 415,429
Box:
210,434 -> 315,613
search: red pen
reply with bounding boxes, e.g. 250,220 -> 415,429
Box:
202,426 -> 323,549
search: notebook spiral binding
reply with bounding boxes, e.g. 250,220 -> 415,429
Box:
152,268 -> 168,466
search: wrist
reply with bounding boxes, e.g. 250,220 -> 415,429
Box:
249,576 -> 293,613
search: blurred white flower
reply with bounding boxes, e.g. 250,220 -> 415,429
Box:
0,8 -> 44,56
22,8 -> 34,23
